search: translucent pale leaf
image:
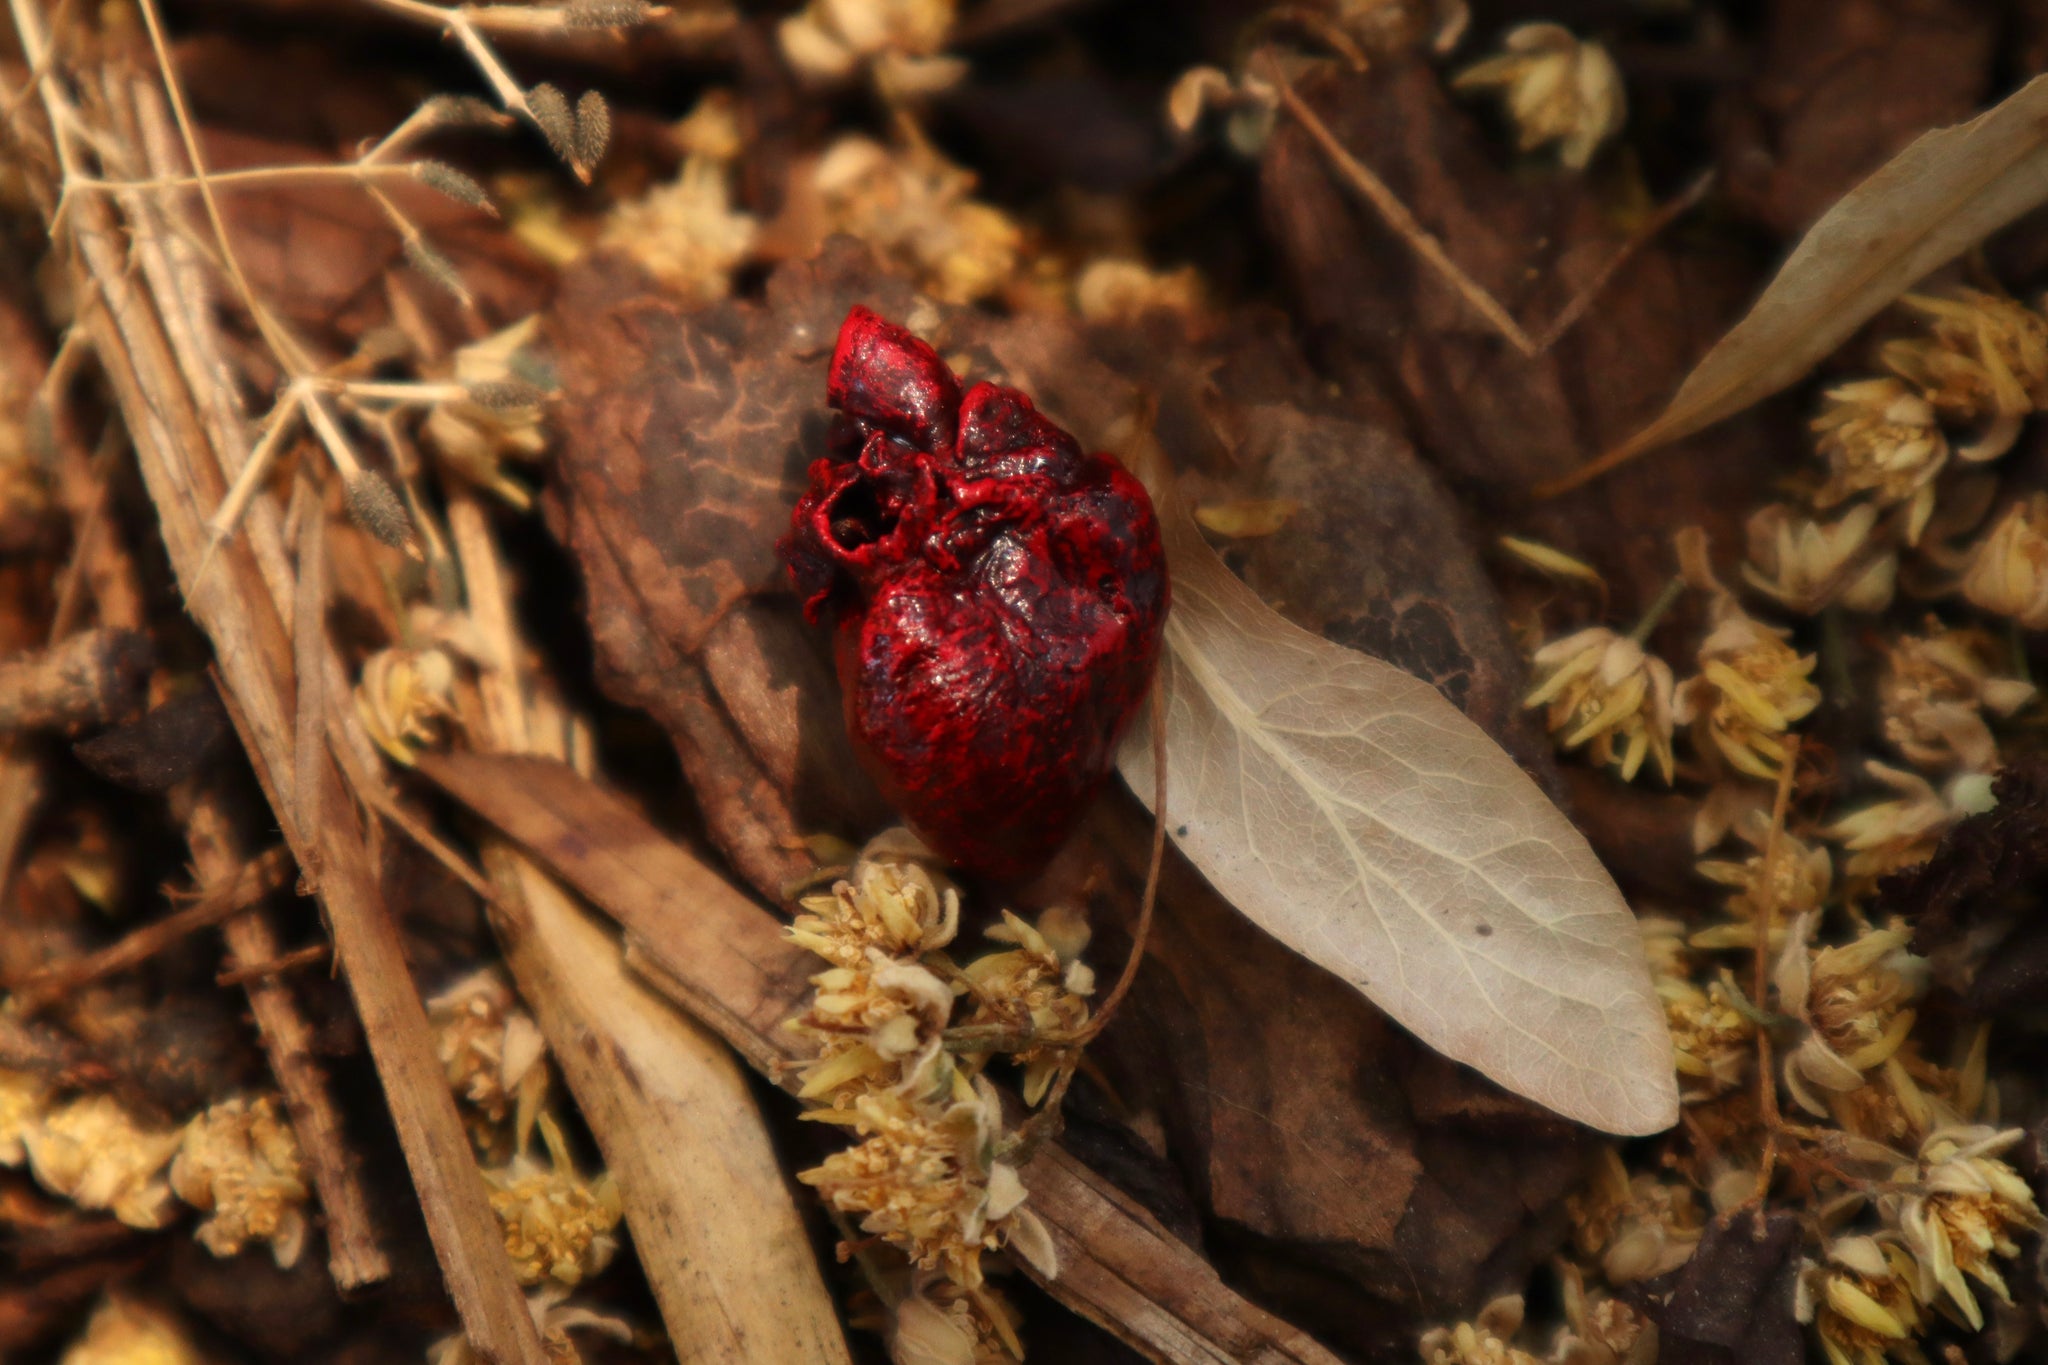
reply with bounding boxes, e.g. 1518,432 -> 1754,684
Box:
1118,493 -> 1678,1135
1549,72 -> 2048,492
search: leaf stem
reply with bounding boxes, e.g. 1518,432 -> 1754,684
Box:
1626,575 -> 1685,646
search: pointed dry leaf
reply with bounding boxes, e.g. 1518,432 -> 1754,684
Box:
1547,72 -> 2048,493
1117,472 -> 1678,1135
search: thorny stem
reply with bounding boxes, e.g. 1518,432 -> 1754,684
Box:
1626,575 -> 1685,647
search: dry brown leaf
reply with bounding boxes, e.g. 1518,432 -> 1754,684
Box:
1546,72 -> 2048,493
1117,468 -> 1678,1136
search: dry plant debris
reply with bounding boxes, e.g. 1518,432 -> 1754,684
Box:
784,831 -> 1072,1353
6,1 -> 2048,1364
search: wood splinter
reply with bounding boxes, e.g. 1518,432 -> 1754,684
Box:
0,627 -> 152,736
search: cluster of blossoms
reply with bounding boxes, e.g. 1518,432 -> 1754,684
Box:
599,91 -> 759,309
1523,539 -> 1819,789
786,829 -> 1095,1363
1479,290 -> 2048,1365
1451,23 -> 1626,171
1418,1278 -> 1657,1365
1524,289 -> 2040,882
426,968 -> 623,1293
779,0 -> 966,102
0,1069 -> 311,1268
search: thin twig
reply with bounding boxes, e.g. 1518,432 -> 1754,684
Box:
1528,170 -> 1716,352
68,161 -> 434,192
8,847 -> 291,1013
185,787 -> 393,1292
46,37 -> 543,1351
132,0 -> 308,374
292,498 -> 327,887
1089,682 -> 1167,1032
193,387 -> 304,594
215,942 -> 329,988
1262,53 -> 1538,357
364,783 -> 500,903
1268,55 -> 1712,362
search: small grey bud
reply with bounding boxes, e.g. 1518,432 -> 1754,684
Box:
466,379 -> 548,411
344,469 -> 414,551
412,161 -> 495,214
418,94 -> 504,128
526,83 -> 577,164
573,90 -> 612,169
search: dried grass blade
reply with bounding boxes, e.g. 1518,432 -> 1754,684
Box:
1544,72 -> 2048,494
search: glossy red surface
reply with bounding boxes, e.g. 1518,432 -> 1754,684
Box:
780,307 -> 1168,878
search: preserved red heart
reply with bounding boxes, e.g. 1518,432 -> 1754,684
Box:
780,307 -> 1168,878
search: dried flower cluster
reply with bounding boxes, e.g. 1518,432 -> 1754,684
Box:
0,1073 -> 311,1266
1474,279 -> 2048,1365
483,1112 -> 623,1288
1419,1285 -> 1655,1365
809,134 -> 1024,305
355,645 -> 458,766
1521,554 -> 1822,787
427,968 -> 625,1294
787,830 -> 1091,1361
1524,628 -> 1676,783
598,92 -> 759,309
421,316 -> 554,509
169,1095 -> 311,1267
780,0 -> 966,100
428,965 -> 552,1156
59,1295 -> 208,1365
427,1282 -> 633,1365
1452,23 -> 1626,170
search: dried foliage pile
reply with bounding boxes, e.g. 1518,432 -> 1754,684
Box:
6,2 -> 2048,1365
